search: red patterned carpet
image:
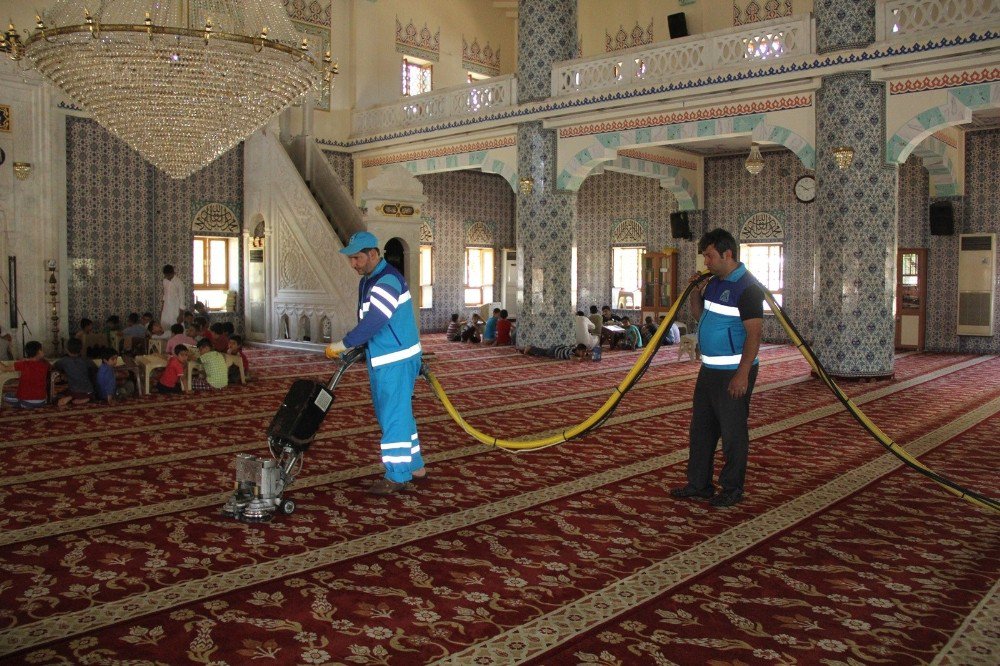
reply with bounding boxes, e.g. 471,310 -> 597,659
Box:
0,339 -> 996,665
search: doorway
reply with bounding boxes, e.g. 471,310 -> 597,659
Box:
384,238 -> 405,274
895,248 -> 926,350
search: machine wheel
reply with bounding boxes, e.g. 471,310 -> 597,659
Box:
280,499 -> 296,515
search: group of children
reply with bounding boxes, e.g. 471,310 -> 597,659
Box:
446,308 -> 515,346
2,308 -> 249,409
2,339 -> 122,409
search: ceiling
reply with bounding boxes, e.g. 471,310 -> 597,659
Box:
967,107 -> 1000,130
652,108 -> 1000,158
662,136 -> 779,158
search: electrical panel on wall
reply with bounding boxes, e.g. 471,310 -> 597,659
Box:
957,233 -> 995,336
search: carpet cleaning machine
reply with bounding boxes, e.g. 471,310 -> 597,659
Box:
222,346 -> 365,522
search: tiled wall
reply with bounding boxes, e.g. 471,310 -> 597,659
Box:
702,150 -> 819,342
698,129 -> 1000,353
322,150 -> 354,197
930,128 -> 1000,353
576,170 -> 695,326
66,117 -> 244,337
415,170 -> 515,331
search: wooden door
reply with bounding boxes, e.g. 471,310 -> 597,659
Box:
641,250 -> 678,322
895,248 -> 926,350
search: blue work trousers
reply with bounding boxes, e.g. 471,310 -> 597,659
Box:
368,356 -> 424,483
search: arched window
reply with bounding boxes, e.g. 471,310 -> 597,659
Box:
610,219 -> 647,310
465,221 -> 495,306
739,212 -> 785,309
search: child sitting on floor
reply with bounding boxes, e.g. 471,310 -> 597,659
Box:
156,344 -> 189,394
166,323 -> 197,355
2,340 -> 50,409
445,313 -> 464,342
53,338 -> 94,407
193,317 -> 213,345
95,347 -> 119,405
620,317 -> 644,351
227,335 -> 249,383
193,338 -> 228,391
460,314 -> 484,343
74,317 -> 94,342
210,322 -> 230,353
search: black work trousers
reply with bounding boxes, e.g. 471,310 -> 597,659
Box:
686,364 -> 759,494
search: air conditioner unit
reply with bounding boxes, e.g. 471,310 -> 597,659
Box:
957,234 -> 995,336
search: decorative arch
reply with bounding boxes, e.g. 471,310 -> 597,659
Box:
192,202 -> 240,233
911,135 -> 959,197
557,114 -> 816,191
298,314 -> 311,341
401,150 -> 517,192
465,220 -> 494,245
604,155 -> 699,210
886,82 -> 1000,165
740,211 -> 785,241
610,219 -> 646,244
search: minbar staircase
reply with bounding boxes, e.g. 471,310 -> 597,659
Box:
284,135 -> 365,247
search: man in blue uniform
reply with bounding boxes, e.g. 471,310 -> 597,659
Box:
326,231 -> 426,495
671,228 -> 764,508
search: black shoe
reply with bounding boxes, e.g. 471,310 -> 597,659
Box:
709,490 -> 744,507
669,485 -> 715,500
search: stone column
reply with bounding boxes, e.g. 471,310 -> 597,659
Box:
813,0 -> 898,378
515,0 -> 578,348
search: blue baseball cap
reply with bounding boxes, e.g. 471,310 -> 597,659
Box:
340,231 -> 380,255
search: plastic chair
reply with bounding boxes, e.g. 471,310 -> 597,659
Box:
678,334 -> 699,362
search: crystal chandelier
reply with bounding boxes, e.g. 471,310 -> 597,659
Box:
4,1 -> 336,179
744,143 -> 764,175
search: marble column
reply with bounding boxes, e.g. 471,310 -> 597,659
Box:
515,0 -> 578,348
813,0 -> 898,378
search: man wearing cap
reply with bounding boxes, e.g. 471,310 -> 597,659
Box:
326,231 -> 426,495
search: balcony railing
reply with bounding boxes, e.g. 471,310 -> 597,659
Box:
351,73 -> 517,137
550,14 -> 814,98
876,0 -> 1000,41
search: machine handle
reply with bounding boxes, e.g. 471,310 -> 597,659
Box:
325,345 -> 365,391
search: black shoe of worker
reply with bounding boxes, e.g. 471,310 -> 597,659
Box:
669,485 -> 715,500
709,490 -> 744,508
368,478 -> 410,496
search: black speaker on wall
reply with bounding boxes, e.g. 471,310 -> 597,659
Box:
929,201 -> 955,236
668,13 -> 688,39
670,211 -> 693,240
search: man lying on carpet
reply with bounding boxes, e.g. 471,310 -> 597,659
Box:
518,343 -> 594,361
325,231 -> 427,496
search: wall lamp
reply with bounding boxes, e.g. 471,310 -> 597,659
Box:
832,146 -> 855,170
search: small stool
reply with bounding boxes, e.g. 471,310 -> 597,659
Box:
678,334 -> 699,362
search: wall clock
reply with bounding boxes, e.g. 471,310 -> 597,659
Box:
794,175 -> 816,203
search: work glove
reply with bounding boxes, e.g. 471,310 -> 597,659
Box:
325,340 -> 347,359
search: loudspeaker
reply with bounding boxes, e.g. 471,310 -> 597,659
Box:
668,13 -> 688,39
929,201 -> 955,236
670,211 -> 692,240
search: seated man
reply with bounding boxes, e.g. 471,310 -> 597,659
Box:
575,310 -> 599,348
